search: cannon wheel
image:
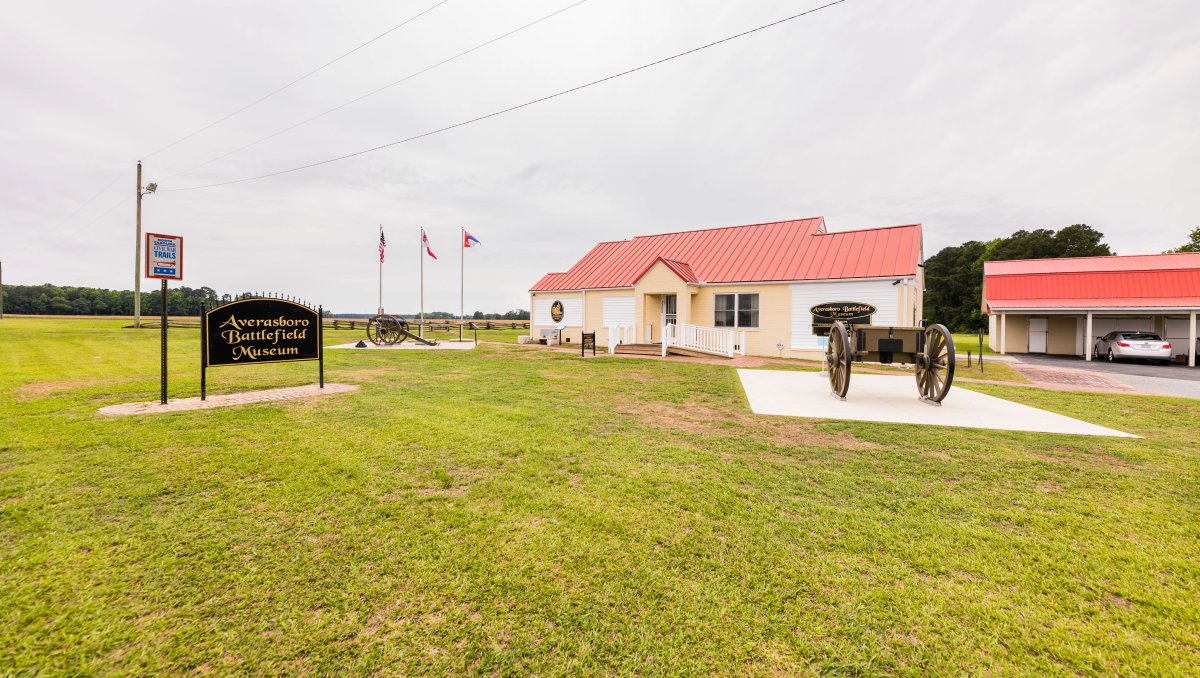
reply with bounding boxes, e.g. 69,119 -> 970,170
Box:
826,321 -> 852,400
367,314 -> 406,346
916,323 -> 955,402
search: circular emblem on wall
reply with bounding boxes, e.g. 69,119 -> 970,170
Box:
550,300 -> 565,323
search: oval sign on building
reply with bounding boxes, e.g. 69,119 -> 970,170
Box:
810,301 -> 876,335
550,300 -> 565,323
205,298 -> 321,366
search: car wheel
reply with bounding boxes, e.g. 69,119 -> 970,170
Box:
1107,349 -> 1114,362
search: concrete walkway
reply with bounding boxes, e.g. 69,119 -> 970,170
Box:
98,383 -> 359,416
737,370 -> 1137,437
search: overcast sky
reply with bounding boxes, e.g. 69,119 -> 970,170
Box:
2,0 -> 1197,314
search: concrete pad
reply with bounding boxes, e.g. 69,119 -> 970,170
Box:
329,340 -> 476,351
98,383 -> 359,416
737,370 -> 1137,438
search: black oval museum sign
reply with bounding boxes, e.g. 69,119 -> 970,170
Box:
811,301 -> 876,335
204,298 -> 321,366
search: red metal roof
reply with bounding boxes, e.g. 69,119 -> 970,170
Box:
632,257 -> 699,284
984,253 -> 1200,311
987,297 -> 1200,309
985,252 -> 1200,275
530,218 -> 923,291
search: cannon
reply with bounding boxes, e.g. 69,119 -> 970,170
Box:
366,314 -> 438,346
825,321 -> 955,404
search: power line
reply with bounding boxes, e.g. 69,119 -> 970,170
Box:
142,0 -> 454,161
164,0 -> 850,193
42,0 -> 454,242
47,165 -> 132,231
163,0 -> 590,181
52,194 -> 132,246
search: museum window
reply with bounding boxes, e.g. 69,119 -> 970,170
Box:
714,293 -> 758,328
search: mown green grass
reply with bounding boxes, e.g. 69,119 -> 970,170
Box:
952,332 -> 997,356
1,319 -> 1197,674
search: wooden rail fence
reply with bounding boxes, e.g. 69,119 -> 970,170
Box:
136,319 -> 530,331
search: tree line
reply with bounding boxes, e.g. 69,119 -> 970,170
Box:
0,284 -> 224,316
0,283 -> 532,320
924,224 -> 1116,332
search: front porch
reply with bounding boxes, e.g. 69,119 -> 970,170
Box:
607,322 -> 746,359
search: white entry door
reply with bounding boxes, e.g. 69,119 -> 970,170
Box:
1028,317 -> 1048,353
661,294 -> 677,335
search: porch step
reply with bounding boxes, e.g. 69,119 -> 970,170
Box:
612,343 -> 732,359
614,343 -> 662,356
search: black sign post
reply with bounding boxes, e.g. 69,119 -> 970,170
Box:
581,331 -> 596,357
811,302 -> 877,336
201,297 -> 324,400
160,280 -> 168,404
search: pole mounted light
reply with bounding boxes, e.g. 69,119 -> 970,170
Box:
134,163 -> 157,328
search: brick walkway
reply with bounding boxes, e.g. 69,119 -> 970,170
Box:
1006,363 -> 1142,394
98,383 -> 359,416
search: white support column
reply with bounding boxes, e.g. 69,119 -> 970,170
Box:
529,293 -> 535,340
1085,312 -> 1093,361
1189,310 -> 1196,368
1000,313 -> 1007,354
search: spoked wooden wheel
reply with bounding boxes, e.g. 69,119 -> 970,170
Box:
367,315 -> 404,345
916,323 -> 955,402
826,321 -> 852,399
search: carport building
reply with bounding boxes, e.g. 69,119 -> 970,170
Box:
982,253 -> 1200,366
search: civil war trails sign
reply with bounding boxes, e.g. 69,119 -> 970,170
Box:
810,302 -> 876,336
201,296 -> 323,400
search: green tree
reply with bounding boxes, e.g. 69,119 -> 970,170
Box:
1165,227 -> 1200,253
924,224 -> 1115,332
924,241 -> 988,331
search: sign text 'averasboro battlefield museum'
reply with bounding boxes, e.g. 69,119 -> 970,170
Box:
529,217 -> 923,359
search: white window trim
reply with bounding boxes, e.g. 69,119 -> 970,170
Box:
715,292 -> 759,329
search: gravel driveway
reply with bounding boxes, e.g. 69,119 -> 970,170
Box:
1011,353 -> 1200,399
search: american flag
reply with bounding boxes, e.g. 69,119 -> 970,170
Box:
378,229 -> 386,263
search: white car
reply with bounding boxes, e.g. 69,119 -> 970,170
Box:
1092,331 -> 1173,365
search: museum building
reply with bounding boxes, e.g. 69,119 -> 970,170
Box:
982,252 -> 1200,366
528,217 -> 924,359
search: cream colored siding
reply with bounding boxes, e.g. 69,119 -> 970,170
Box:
1046,316 -> 1078,355
602,296 -> 635,326
690,284 -> 790,357
789,280 -> 901,350
1004,314 -> 1029,353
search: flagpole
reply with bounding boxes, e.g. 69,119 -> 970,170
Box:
419,228 -> 424,332
460,228 -> 465,342
378,224 -> 383,315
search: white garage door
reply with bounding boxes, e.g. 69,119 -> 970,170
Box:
602,296 -> 634,326
1166,318 -> 1195,358
533,296 -> 583,327
1028,317 -> 1047,353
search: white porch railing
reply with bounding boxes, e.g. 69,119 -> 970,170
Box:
662,323 -> 746,358
607,324 -> 636,354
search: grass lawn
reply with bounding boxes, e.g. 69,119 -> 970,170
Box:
951,332 -> 998,357
1,319 -> 1197,674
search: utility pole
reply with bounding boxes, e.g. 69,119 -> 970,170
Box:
134,161 -> 157,328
